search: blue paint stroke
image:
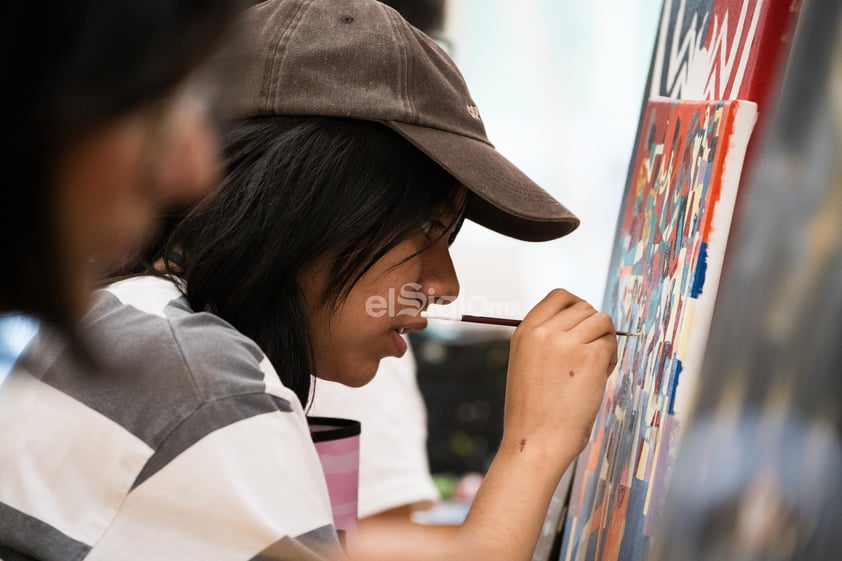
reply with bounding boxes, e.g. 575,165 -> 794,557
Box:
668,359 -> 683,415
618,478 -> 650,561
690,241 -> 709,298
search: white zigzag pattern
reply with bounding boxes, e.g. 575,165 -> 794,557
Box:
651,0 -> 764,100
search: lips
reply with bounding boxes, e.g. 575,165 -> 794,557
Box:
390,322 -> 426,357
394,322 -> 427,335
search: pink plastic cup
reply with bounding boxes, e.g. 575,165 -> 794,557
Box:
308,416 -> 361,545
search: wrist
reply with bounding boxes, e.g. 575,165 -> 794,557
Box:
498,430 -> 582,475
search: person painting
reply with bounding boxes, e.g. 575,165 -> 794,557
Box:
0,1 -> 617,560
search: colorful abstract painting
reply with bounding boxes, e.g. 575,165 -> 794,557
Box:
547,2 -> 801,560
559,99 -> 757,561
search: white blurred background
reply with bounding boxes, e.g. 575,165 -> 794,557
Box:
428,0 -> 662,334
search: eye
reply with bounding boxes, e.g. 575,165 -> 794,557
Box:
447,213 -> 467,246
421,219 -> 447,240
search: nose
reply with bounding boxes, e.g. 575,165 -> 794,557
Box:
421,241 -> 460,306
151,97 -> 220,205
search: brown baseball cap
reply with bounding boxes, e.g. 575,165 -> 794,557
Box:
234,0 -> 579,241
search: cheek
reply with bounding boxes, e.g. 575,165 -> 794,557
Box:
305,243 -> 426,383
320,301 -> 385,355
310,298 -> 396,386
56,118 -> 157,260
357,258 -> 425,302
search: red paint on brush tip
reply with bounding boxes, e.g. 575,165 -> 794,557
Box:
519,438 -> 526,452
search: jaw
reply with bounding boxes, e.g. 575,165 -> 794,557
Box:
311,352 -> 382,388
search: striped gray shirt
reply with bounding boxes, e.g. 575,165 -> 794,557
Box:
0,276 -> 340,561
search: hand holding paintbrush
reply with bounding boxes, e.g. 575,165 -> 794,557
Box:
466,288 -> 617,554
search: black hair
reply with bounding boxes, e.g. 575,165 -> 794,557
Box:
158,116 -> 462,404
1,0 -> 238,331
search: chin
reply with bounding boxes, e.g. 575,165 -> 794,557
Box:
342,370 -> 378,388
320,360 -> 379,388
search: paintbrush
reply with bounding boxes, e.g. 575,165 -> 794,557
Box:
420,311 -> 640,336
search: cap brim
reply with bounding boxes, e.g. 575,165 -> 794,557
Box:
386,121 -> 580,242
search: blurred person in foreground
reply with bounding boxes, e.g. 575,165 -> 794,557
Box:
0,1 -> 236,558
0,0 -> 235,335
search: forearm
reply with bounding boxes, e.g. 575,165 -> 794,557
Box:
356,438 -> 576,561
351,517 -> 460,561
457,437 -> 577,561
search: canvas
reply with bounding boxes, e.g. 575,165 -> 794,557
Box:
559,99 -> 756,561
531,464 -> 575,561
548,2 -> 801,560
